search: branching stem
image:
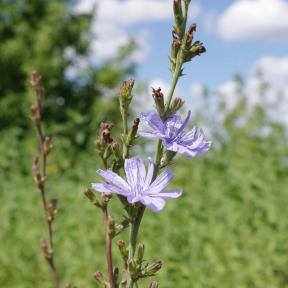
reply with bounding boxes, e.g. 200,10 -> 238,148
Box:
34,88 -> 59,288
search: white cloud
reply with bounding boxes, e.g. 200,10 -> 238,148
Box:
73,0 -> 202,60
217,0 -> 288,41
216,55 -> 288,124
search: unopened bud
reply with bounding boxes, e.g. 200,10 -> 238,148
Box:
173,0 -> 184,31
152,88 -> 165,118
129,201 -> 141,223
160,150 -> 177,168
189,41 -> 206,57
47,199 -> 57,222
29,105 -> 39,124
102,192 -> 112,204
135,244 -> 145,265
117,78 -> 135,120
32,157 -> 44,189
108,215 -> 116,238
40,238 -> 51,261
117,240 -> 129,261
127,118 -> 140,145
128,258 -> 138,279
94,139 -> 104,158
142,261 -> 162,277
44,134 -> 53,155
113,267 -> 119,282
167,97 -> 185,116
149,281 -> 159,288
112,142 -> 124,167
103,143 -> 113,161
84,188 -> 102,208
30,71 -> 41,87
65,284 -> 71,288
93,270 -> 107,285
119,274 -> 127,287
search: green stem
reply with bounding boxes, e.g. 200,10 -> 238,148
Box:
127,222 -> 138,288
164,54 -> 184,115
123,108 -> 129,159
180,1 -> 189,41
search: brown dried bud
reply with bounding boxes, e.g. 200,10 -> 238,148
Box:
44,134 -> 53,155
127,117 -> 140,144
32,156 -> 44,189
102,192 -> 112,204
47,199 -> 57,222
40,238 -> 51,261
30,71 -> 41,87
100,123 -> 114,145
141,261 -> 162,277
152,87 -> 165,118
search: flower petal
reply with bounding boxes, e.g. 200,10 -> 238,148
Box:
140,196 -> 165,212
162,141 -> 179,152
187,128 -> 204,149
191,141 -> 212,155
97,169 -> 128,191
138,130 -> 168,141
152,189 -> 182,199
124,156 -> 146,196
145,168 -> 175,195
139,110 -> 164,133
143,157 -> 154,190
175,110 -> 191,137
91,183 -> 111,193
100,180 -> 131,196
164,114 -> 182,139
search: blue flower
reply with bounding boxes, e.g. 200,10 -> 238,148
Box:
138,110 -> 211,158
92,156 -> 182,212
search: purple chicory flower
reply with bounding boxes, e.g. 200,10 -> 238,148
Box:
138,110 -> 211,158
91,156 -> 182,212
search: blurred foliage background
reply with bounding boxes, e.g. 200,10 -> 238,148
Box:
1,0 -> 288,288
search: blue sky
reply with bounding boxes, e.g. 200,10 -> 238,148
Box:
73,0 -> 288,122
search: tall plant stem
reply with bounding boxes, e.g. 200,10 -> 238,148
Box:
102,159 -> 116,288
34,88 -> 59,288
122,108 -> 129,159
127,46 -> 185,288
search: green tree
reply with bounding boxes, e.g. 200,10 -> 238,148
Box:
0,0 -> 137,175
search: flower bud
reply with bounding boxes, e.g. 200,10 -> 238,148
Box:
152,88 -> 165,118
102,192 -> 112,204
29,105 -> 39,124
117,240 -> 129,261
119,273 -> 127,288
30,71 -> 41,87
65,284 -> 70,288
128,258 -> 138,280
117,78 -> 135,119
113,267 -> 119,283
44,134 -> 53,155
40,238 -> 51,261
103,143 -> 113,161
150,281 -> 159,288
167,97 -> 185,116
83,188 -> 102,208
160,150 -> 177,168
32,156 -> 44,189
108,215 -> 116,238
112,142 -> 124,167
173,0 -> 184,32
93,270 -> 107,285
129,201 -> 141,223
94,139 -> 104,158
135,244 -> 145,266
142,261 -> 162,277
47,199 -> 57,222
127,118 -> 140,145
